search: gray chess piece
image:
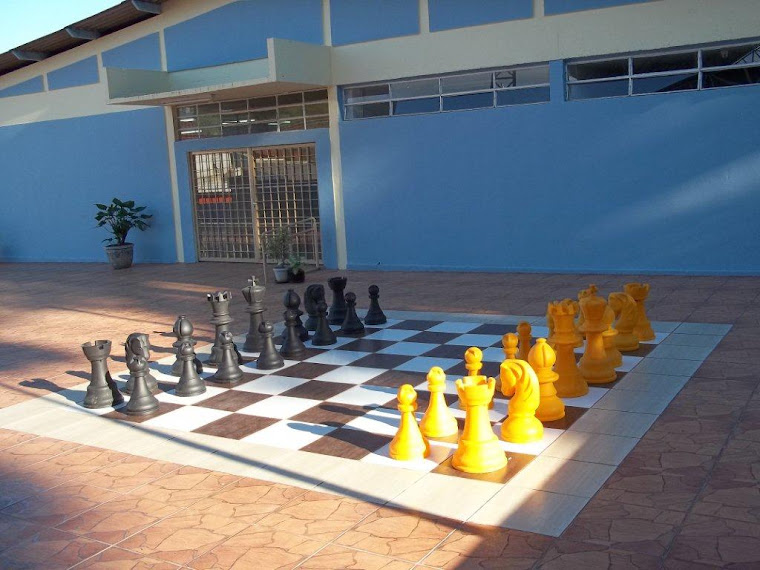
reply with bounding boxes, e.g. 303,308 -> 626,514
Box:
125,354 -> 159,415
327,276 -> 348,325
171,316 -> 203,376
175,341 -> 207,397
211,331 -> 244,384
280,308 -> 307,359
256,321 -> 284,370
81,340 -> 123,409
207,291 -> 242,365
303,284 -> 325,331
281,289 -> 309,342
340,292 -> 365,334
242,277 -> 266,352
312,301 -> 337,346
364,285 -> 388,325
124,333 -> 157,394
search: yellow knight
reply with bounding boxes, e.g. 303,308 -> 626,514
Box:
500,359 -> 543,443
624,282 -> 655,341
609,291 -> 640,351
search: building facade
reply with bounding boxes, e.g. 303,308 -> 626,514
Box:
0,0 -> 758,274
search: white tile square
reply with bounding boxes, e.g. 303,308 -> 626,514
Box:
303,336 -> 357,349
316,366 -> 386,385
363,328 -> 418,341
674,323 -> 732,336
631,358 -> 702,377
448,399 -> 508,423
231,375 -> 309,395
377,342 -> 439,356
647,344 -> 715,361
241,420 -> 336,449
237,395 -> 320,419
563,387 -> 607,409
617,355 -> 643,372
395,356 -> 460,373
413,378 -> 458,396
494,426 -> 564,455
594,389 -> 675,415
570,408 -> 657,438
543,431 -> 639,465
345,407 -> 424,436
446,333 -> 503,347
481,347 -> 507,363
155,385 -> 227,406
640,331 -> 671,345
239,360 -> 299,375
427,321 -> 480,334
361,442 -> 454,472
507,456 -> 616,498
651,321 -> 680,333
530,325 -> 550,339
142,406 -> 231,432
661,333 -> 724,348
327,385 -> 398,406
612,372 -> 690,396
305,350 -> 369,365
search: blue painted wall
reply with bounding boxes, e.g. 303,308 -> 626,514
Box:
339,82 -> 760,274
545,0 -> 653,15
0,76 -> 44,98
102,33 -> 162,70
331,0 -> 418,46
164,0 -> 323,71
429,0 -> 533,32
0,108 -> 176,263
47,56 -> 99,90
174,129 -> 338,268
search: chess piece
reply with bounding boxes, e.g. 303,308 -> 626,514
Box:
176,341 -> 206,397
625,282 -> 655,341
340,292 -> 365,334
364,285 -> 387,325
609,292 -> 640,351
171,316 -> 203,376
548,300 -> 588,398
528,338 -> 565,422
327,276 -> 348,325
579,294 -> 617,384
242,277 -> 267,352
207,291 -> 242,365
502,333 -> 518,360
124,333 -> 157,394
256,321 -> 284,370
81,340 -> 123,409
452,350 -> 507,474
125,354 -> 159,416
517,321 -> 532,360
546,308 -> 555,347
389,385 -> 430,461
280,308 -> 307,359
459,346 -> 492,409
602,302 -> 623,368
311,301 -> 337,346
575,285 -> 598,340
570,300 -> 585,348
212,331 -> 244,383
500,359 -> 543,443
281,289 -> 309,343
419,367 -> 458,438
303,284 -> 325,331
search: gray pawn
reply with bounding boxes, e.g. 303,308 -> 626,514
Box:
340,292 -> 365,334
364,285 -> 387,325
175,341 -> 207,397
124,333 -> 158,394
312,301 -> 337,346
171,316 -> 203,376
257,321 -> 284,370
281,308 -> 307,359
211,331 -> 244,384
281,289 -> 309,342
303,284 -> 325,331
125,355 -> 159,416
82,340 -> 123,409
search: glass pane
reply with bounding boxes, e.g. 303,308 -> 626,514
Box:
199,126 -> 222,138
197,114 -> 221,127
178,129 -> 200,140
344,102 -> 390,119
251,122 -> 278,133
496,66 -> 549,88
278,105 -> 304,119
392,97 -> 439,115
222,124 -> 249,136
633,52 -> 697,74
703,67 -> 760,88
249,96 -> 276,109
391,78 -> 439,98
441,72 -> 492,94
177,116 -> 198,127
278,92 -> 303,106
496,86 -> 550,106
442,92 -> 493,111
197,103 -> 220,114
220,100 -> 247,112
702,44 -> 760,67
279,118 -> 305,131
250,109 -> 277,122
568,79 -> 629,99
344,84 -> 389,104
220,112 -> 248,125
305,102 -> 328,116
305,116 -> 329,129
177,105 -> 196,117
567,59 -> 628,81
304,89 -> 328,102
632,73 -> 697,94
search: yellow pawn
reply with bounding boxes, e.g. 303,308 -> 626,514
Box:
461,346 -> 493,409
517,321 -> 532,360
625,282 -> 655,341
548,300 -> 588,398
609,292 -> 640,351
579,294 -> 617,384
452,374 -> 507,474
419,367 -> 458,438
500,359 -> 543,443
602,303 -> 623,368
528,338 -> 565,422
389,385 -> 430,461
502,333 -> 518,360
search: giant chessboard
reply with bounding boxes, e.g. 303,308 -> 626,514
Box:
0,310 -> 731,536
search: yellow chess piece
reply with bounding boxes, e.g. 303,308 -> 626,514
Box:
389,385 -> 430,461
517,321 -> 532,360
548,300 -> 588,398
575,284 -> 598,338
500,359 -> 543,443
419,367 -> 458,438
602,302 -> 623,368
624,282 -> 655,341
609,292 -> 640,351
461,347 -> 493,409
570,300 -> 584,348
546,308 -> 555,347
528,338 -> 565,421
579,294 -> 617,384
502,333 -> 518,360
452,374 -> 507,474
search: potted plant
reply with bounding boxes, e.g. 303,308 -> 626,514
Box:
94,198 -> 152,270
287,254 -> 305,283
264,227 -> 292,283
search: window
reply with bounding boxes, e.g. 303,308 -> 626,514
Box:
567,40 -> 760,101
343,64 -> 550,120
174,89 -> 329,140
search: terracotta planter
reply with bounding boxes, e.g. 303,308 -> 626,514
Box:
105,243 -> 134,270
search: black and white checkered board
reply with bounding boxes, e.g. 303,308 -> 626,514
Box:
104,316 -> 666,484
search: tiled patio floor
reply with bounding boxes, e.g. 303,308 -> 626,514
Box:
0,262 -> 759,568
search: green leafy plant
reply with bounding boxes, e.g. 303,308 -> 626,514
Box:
94,198 -> 152,246
288,254 -> 303,273
264,227 -> 292,266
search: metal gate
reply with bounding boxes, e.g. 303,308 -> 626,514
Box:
190,144 -> 320,263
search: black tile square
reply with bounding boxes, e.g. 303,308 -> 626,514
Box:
422,344 -> 467,359
197,390 -> 270,412
469,323 -> 513,336
365,370 -> 427,388
291,402 -> 372,427
335,327 -> 381,338
625,344 -> 657,358
351,353 -> 414,370
388,320 -> 443,331
285,348 -> 329,361
542,405 -> 587,430
337,339 -> 396,353
276,362 -> 338,379
405,331 -> 459,344
301,427 -> 391,460
444,361 -> 500,379
280,380 -> 353,401
431,452 -> 535,484
192,413 -> 277,439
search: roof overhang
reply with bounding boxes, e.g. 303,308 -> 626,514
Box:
106,38 -> 331,105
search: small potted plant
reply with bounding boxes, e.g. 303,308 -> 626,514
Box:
264,227 -> 292,283
287,254 -> 305,283
94,198 -> 152,270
